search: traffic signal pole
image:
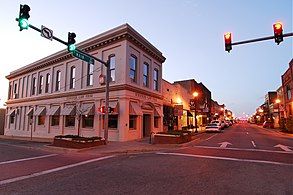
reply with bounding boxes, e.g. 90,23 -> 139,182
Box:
232,32 -> 293,46
15,14 -> 111,143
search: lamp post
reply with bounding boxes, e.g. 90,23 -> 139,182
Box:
193,91 -> 199,133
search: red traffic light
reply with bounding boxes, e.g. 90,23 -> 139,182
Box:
273,22 -> 283,44
224,32 -> 232,52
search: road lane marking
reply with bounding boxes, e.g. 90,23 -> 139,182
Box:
156,152 -> 293,166
205,134 -> 218,141
218,142 -> 232,148
0,155 -> 115,186
192,145 -> 293,154
251,141 -> 256,148
0,154 -> 58,165
274,144 -> 292,152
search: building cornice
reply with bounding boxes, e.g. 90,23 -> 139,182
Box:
6,84 -> 163,105
6,24 -> 166,80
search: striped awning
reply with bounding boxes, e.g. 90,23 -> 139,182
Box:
129,102 -> 143,116
47,106 -> 60,116
34,107 -> 46,116
79,103 -> 94,115
154,106 -> 163,117
60,105 -> 76,116
7,109 -> 16,116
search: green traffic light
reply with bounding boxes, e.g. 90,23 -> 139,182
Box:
68,44 -> 76,52
19,18 -> 29,30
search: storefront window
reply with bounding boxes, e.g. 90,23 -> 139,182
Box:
82,115 -> 94,128
109,115 -> 118,129
51,116 -> 59,126
65,116 -> 75,127
154,116 -> 159,128
38,116 -> 45,125
129,115 -> 137,129
10,115 -> 15,124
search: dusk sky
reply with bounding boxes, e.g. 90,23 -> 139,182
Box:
0,0 -> 292,118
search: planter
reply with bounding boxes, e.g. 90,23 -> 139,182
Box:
153,133 -> 191,144
53,136 -> 106,149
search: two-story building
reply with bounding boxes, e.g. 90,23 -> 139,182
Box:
5,24 -> 166,141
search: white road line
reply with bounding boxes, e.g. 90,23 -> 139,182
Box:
156,152 -> 293,166
0,154 -> 58,165
192,145 -> 293,154
0,155 -> 115,186
251,141 -> 257,148
205,134 -> 218,141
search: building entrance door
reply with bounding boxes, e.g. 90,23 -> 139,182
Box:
143,114 -> 151,137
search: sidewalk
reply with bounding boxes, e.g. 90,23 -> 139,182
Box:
0,135 -> 53,143
0,133 -> 203,155
253,124 -> 293,137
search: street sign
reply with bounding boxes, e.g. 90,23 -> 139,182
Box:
72,50 -> 94,64
189,99 -> 196,110
41,25 -> 53,40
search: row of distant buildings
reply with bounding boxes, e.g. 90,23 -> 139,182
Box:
251,59 -> 293,129
3,24 -> 232,141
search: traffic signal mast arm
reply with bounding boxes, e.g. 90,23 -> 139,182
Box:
231,32 -> 293,46
15,18 -> 108,67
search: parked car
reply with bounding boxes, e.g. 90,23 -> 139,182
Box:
263,121 -> 274,128
211,120 -> 225,129
206,123 -> 222,132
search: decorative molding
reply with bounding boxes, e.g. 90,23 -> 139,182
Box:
7,24 -> 165,80
6,84 -> 163,105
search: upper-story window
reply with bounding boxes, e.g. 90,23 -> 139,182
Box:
55,71 -> 61,91
129,55 -> 137,82
70,66 -> 76,89
153,68 -> 159,91
32,77 -> 37,95
45,73 -> 50,93
143,62 -> 149,87
109,55 -> 116,82
286,85 -> 291,100
8,84 -> 12,99
38,76 -> 43,94
13,83 -> 17,94
87,63 -> 94,86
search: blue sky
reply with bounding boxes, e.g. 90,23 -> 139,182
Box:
0,0 -> 292,117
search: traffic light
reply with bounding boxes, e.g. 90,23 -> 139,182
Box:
273,22 -> 283,45
18,4 -> 30,31
224,32 -> 232,52
67,32 -> 76,52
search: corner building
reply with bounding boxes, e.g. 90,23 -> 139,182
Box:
5,24 -> 166,141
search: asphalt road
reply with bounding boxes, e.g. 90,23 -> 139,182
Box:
0,123 -> 292,194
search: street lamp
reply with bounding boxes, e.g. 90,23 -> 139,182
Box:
192,91 -> 199,133
275,99 -> 281,126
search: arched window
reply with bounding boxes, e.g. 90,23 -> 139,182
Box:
143,62 -> 149,87
153,68 -> 159,91
38,75 -> 43,94
109,54 -> 116,82
87,63 -> 94,86
70,66 -> 75,89
55,71 -> 61,91
286,85 -> 291,100
45,73 -> 50,93
129,55 -> 137,82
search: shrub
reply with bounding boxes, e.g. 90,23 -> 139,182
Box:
279,117 -> 286,130
285,117 -> 293,133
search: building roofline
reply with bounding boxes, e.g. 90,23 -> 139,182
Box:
7,23 -> 166,79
